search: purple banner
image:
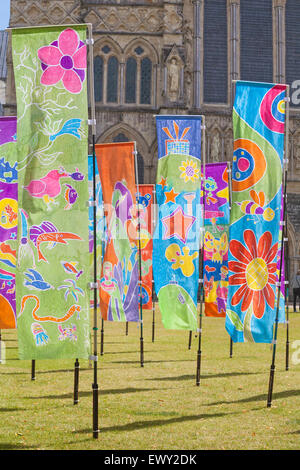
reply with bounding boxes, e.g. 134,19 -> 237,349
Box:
0,117 -> 18,329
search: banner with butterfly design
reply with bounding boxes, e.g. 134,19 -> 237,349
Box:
225,81 -> 287,343
136,184 -> 154,310
12,25 -> 90,359
153,116 -> 203,330
203,162 -> 230,317
0,117 -> 18,329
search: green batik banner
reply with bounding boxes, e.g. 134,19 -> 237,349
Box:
12,25 -> 90,359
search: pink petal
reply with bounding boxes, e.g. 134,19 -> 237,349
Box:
62,69 -> 82,94
58,28 -> 79,57
38,46 -> 62,66
72,45 -> 87,69
41,65 -> 64,86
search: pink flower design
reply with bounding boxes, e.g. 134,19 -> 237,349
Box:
38,28 -> 86,94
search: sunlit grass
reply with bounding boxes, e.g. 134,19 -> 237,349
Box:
0,307 -> 299,450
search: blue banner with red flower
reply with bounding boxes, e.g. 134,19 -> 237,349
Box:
153,116 -> 203,330
225,81 -> 286,343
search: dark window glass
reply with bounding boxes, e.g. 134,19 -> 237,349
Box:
203,0 -> 228,103
107,56 -> 119,103
125,57 -> 137,103
102,45 -> 111,54
94,56 -> 103,102
286,0 -> 300,107
140,57 -> 152,105
137,153 -> 144,184
240,0 -> 273,82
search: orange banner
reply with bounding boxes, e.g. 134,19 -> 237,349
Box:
136,184 -> 154,310
96,142 -> 140,322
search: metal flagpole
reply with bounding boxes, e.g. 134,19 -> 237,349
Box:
284,222 -> 290,371
196,116 -> 205,386
227,160 -> 233,358
267,85 -> 289,408
134,143 -> 144,367
86,23 -> 99,437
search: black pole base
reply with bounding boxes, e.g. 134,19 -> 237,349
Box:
100,329 -> 104,356
126,322 -> 129,336
140,337 -> 144,368
196,350 -> 201,386
92,382 -> 99,438
286,342 -> 289,371
267,364 -> 276,408
74,359 -> 80,405
152,321 -> 155,343
230,339 -> 233,358
31,360 -> 36,381
188,331 -> 192,350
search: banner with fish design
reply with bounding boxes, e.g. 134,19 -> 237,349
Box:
12,25 -> 90,359
136,184 -> 154,310
88,155 -> 104,309
203,162 -> 230,317
96,142 -> 140,322
153,116 -> 203,330
225,81 -> 286,343
0,117 -> 18,329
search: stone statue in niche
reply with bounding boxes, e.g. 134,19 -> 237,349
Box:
168,57 -> 180,102
210,134 -> 221,161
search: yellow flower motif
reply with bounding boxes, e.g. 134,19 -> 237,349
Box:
179,159 -> 200,183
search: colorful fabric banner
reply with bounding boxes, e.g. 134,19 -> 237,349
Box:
136,184 -> 154,310
0,117 -> 18,329
203,162 -> 230,317
12,25 -> 90,359
96,142 -> 140,322
153,116 -> 203,330
225,81 -> 286,343
88,155 -> 104,309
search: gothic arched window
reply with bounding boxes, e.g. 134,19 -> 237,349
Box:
240,0 -> 273,83
107,56 -> 119,103
94,56 -> 103,103
125,57 -> 137,104
140,57 -> 152,105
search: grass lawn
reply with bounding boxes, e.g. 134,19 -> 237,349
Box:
0,307 -> 299,450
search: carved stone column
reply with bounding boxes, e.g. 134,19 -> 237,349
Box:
274,0 -> 286,84
193,0 -> 203,109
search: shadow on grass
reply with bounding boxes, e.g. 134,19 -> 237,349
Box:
144,371 -> 257,382
24,387 -> 167,400
110,359 -> 194,365
207,389 -> 300,406
73,410 -> 239,435
0,443 -> 37,450
0,407 -> 27,412
1,368 -> 91,375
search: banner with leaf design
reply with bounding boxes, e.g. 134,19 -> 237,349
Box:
12,25 -> 90,359
203,163 -> 229,317
153,116 -> 203,330
96,142 -> 140,322
0,117 -> 18,329
225,81 -> 286,343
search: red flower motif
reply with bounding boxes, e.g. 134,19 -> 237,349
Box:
228,229 -> 278,319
